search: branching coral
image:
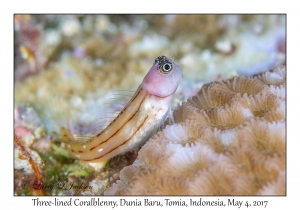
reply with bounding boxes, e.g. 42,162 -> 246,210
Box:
105,65 -> 286,195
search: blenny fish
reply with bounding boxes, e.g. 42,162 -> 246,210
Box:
62,56 -> 182,162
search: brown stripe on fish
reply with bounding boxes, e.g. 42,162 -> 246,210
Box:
69,95 -> 151,161
84,115 -> 149,162
88,95 -> 147,151
67,87 -> 147,153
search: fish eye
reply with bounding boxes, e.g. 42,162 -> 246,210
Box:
160,62 -> 173,74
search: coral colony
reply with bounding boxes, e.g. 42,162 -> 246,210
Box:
105,66 -> 285,195
14,15 -> 285,195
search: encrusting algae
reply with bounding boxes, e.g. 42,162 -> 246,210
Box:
105,65 -> 286,195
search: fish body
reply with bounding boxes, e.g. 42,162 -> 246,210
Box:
65,56 -> 182,162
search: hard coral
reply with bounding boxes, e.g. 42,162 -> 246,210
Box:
105,65 -> 286,195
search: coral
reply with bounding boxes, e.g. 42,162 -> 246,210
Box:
105,65 -> 286,195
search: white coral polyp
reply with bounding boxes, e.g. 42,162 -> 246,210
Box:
260,71 -> 285,85
213,128 -> 238,146
239,107 -> 254,119
268,120 -> 285,142
274,66 -> 286,79
163,124 -> 189,144
165,142 -> 218,171
268,85 -> 285,99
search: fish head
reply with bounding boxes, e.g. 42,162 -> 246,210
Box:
142,56 -> 183,98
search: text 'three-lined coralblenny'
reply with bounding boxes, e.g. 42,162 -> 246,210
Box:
63,56 -> 182,162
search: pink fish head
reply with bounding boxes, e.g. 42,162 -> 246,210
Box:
142,56 -> 183,98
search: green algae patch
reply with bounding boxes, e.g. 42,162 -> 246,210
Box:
64,163 -> 94,178
36,149 -> 94,195
51,143 -> 73,159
